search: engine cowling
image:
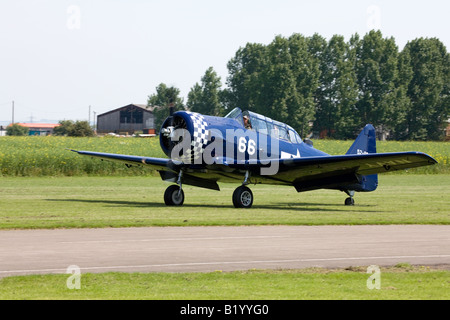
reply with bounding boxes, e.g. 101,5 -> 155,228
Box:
159,111 -> 209,163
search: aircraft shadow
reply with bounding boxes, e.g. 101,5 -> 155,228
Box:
251,203 -> 378,213
46,199 -> 376,212
46,198 -> 168,208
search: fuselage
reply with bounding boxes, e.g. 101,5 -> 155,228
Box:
160,107 -> 329,166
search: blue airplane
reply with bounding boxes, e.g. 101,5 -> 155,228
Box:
72,107 -> 437,208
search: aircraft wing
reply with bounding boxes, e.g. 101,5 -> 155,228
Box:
232,151 -> 437,192
71,149 -> 436,192
201,151 -> 437,192
278,151 -> 437,176
71,149 -> 222,190
70,150 -> 180,172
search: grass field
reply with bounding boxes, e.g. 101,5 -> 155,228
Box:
0,265 -> 448,300
1,177 -> 448,301
0,174 -> 448,229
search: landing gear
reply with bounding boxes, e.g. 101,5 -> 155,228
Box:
164,170 -> 185,206
345,197 -> 355,206
233,171 -> 253,208
232,186 -> 253,208
344,190 -> 355,206
164,185 -> 185,206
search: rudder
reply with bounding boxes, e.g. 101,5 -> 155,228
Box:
346,124 -> 377,155
346,124 -> 378,192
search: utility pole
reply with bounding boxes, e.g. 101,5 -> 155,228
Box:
93,111 -> 97,135
89,105 -> 91,125
12,100 -> 14,124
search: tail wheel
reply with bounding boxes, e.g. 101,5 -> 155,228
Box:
164,185 -> 185,206
344,190 -> 355,206
345,197 -> 355,206
232,186 -> 253,209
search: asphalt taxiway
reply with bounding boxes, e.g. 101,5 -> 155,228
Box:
0,225 -> 449,277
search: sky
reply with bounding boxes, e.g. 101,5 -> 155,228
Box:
0,0 -> 449,124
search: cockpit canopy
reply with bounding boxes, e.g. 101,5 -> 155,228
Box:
224,107 -> 303,144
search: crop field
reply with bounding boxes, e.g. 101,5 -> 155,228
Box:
0,136 -> 448,176
0,136 -> 165,176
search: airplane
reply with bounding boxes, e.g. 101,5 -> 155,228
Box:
71,107 -> 437,208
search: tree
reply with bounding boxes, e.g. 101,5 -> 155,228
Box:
53,120 -> 94,137
403,38 -> 450,140
354,31 -> 400,135
225,43 -> 268,113
261,35 -> 296,123
187,83 -> 202,113
225,34 -> 320,136
288,34 -> 320,137
187,67 -> 224,116
332,35 -> 360,139
313,34 -> 359,139
147,83 -> 185,132
225,32 -> 449,141
70,121 -> 94,137
53,120 -> 75,136
386,47 -> 413,140
6,123 -> 28,136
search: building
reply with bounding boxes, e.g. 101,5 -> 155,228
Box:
446,118 -> 450,141
17,123 -> 60,136
97,104 -> 158,135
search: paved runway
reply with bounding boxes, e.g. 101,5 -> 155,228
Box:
0,225 -> 449,278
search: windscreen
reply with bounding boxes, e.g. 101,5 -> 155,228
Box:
224,107 -> 242,119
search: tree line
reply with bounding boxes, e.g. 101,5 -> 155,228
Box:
6,120 -> 94,137
149,30 -> 449,140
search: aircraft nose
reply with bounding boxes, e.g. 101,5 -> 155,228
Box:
159,111 -> 209,164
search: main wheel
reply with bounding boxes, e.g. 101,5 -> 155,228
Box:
164,185 -> 185,206
232,186 -> 253,208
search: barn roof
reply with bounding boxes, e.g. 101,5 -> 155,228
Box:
98,104 -> 159,117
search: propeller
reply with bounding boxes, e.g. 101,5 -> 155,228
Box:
160,99 -> 189,158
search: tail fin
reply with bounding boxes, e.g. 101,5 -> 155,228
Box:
346,124 -> 378,192
346,124 -> 377,155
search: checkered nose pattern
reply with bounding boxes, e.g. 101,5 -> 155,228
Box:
180,112 -> 209,163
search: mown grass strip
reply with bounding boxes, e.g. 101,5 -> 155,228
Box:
0,175 -> 448,229
0,265 -> 448,300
